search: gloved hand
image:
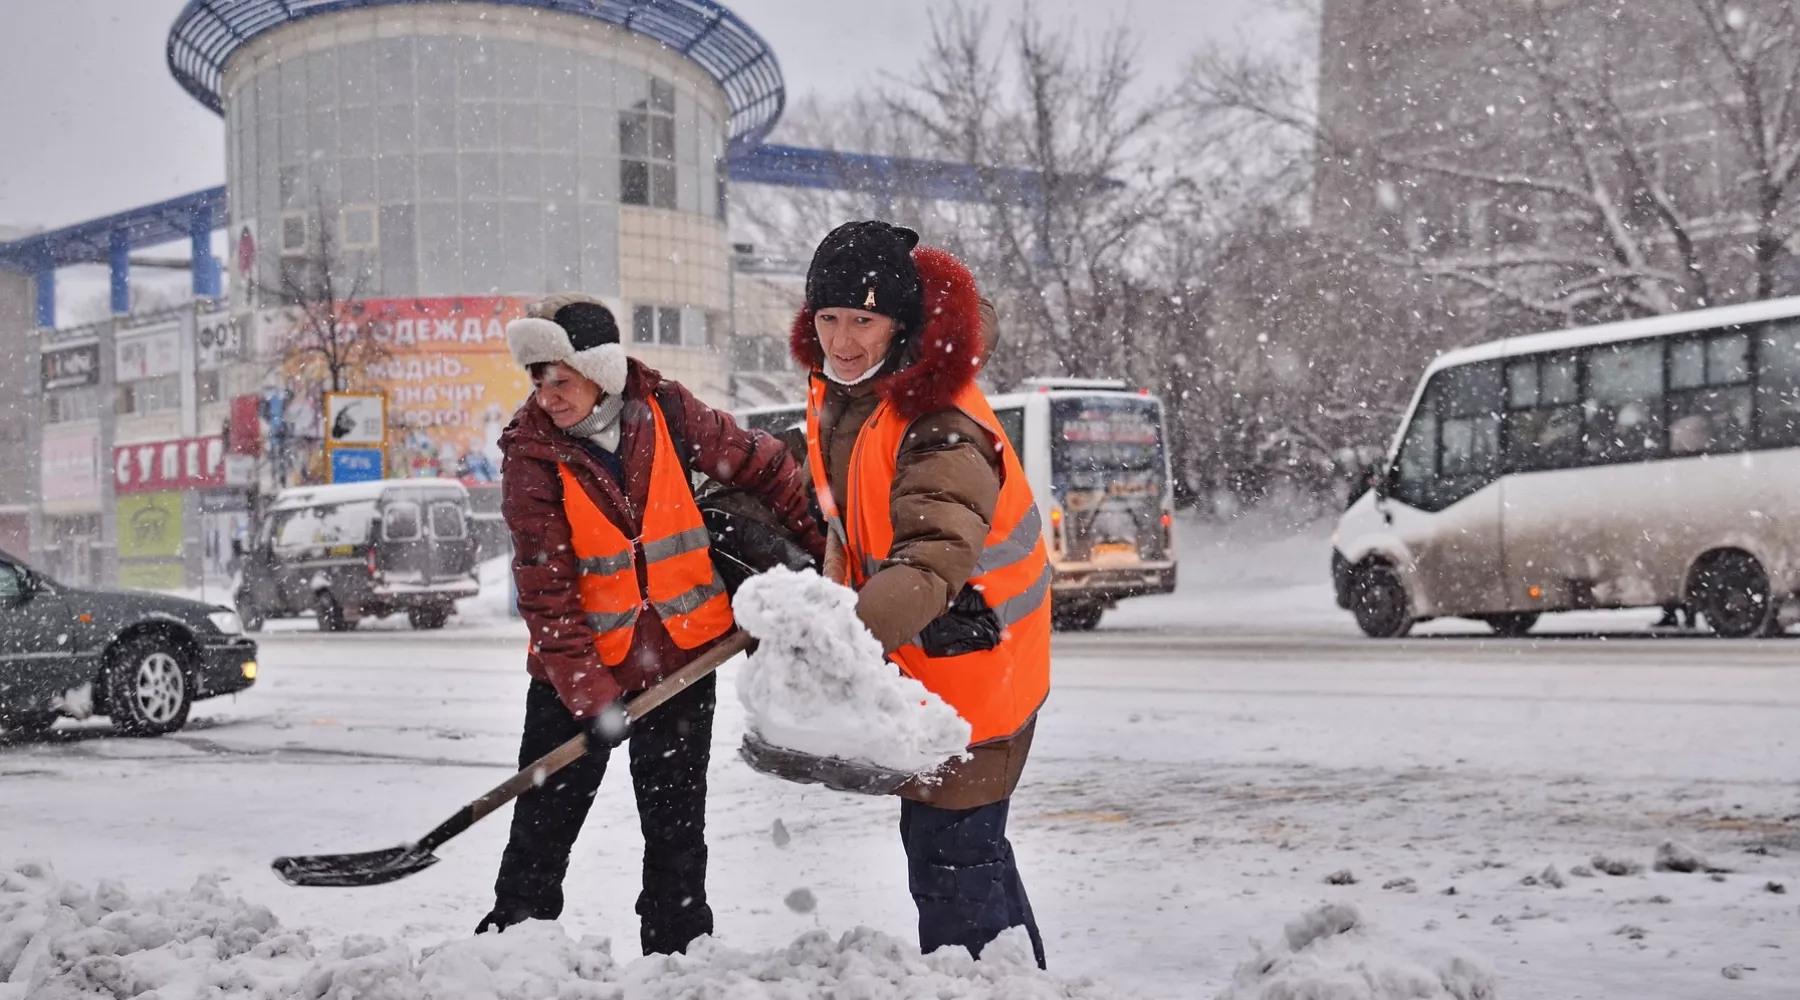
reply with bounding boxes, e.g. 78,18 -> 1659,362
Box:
585,700 -> 631,751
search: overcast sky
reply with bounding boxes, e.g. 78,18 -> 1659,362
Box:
0,0 -> 1302,233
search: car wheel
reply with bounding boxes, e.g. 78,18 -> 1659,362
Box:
1351,563 -> 1414,638
1051,602 -> 1104,632
1480,612 -> 1539,637
0,711 -> 59,738
316,592 -> 351,633
408,605 -> 451,630
104,634 -> 192,736
1692,551 -> 1776,638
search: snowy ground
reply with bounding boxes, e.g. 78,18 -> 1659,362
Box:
4,515 -> 1797,998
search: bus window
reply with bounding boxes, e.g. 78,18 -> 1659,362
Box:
1051,397 -> 1164,492
1391,360 -> 1502,510
993,406 -> 1026,457
1756,321 -> 1800,447
1584,340 -> 1664,463
1505,352 -> 1582,471
1669,330 -> 1750,455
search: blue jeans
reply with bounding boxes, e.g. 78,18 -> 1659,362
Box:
899,798 -> 1045,969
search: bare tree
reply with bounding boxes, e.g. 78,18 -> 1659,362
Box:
1189,0 -> 1800,330
255,202 -> 388,483
888,3 -> 1172,384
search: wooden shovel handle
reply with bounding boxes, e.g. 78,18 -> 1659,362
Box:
444,630 -> 755,839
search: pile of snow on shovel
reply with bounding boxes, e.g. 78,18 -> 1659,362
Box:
735,567 -> 970,774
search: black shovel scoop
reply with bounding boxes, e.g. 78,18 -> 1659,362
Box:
272,631 -> 753,888
738,732 -> 927,796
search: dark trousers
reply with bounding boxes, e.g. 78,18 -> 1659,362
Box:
899,798 -> 1045,969
493,674 -> 715,955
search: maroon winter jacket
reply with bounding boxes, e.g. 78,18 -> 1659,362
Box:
499,359 -> 825,717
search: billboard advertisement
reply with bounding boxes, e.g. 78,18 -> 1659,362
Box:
41,427 -> 101,505
116,322 -> 182,381
116,491 -> 185,590
259,297 -> 534,483
41,343 -> 100,390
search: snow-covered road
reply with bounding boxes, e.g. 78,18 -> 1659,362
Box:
4,611 -> 1796,998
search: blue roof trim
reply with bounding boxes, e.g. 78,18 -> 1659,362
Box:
730,144 -> 1055,206
0,188 -> 229,273
166,0 -> 785,152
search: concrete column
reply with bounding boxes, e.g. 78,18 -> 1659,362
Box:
96,318 -> 119,586
190,205 -> 221,300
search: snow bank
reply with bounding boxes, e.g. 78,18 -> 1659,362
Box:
735,567 -> 971,774
1219,903 -> 1497,1000
0,863 -> 1119,1000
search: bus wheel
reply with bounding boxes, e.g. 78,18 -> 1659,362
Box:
1479,612 -> 1539,638
1052,603 -> 1105,632
1351,563 -> 1413,638
1691,551 -> 1776,638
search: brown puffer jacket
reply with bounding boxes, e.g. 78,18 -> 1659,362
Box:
500,358 -> 825,718
794,279 -> 1036,810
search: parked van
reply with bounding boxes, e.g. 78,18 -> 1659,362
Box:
234,479 -> 479,632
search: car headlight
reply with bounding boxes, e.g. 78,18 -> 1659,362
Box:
208,610 -> 245,635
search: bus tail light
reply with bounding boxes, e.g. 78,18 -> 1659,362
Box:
1049,508 -> 1064,553
1160,511 -> 1173,550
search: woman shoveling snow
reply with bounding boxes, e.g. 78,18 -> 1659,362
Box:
741,221 -> 1053,970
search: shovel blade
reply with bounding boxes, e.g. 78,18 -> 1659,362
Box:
739,733 -> 916,796
272,845 -> 440,888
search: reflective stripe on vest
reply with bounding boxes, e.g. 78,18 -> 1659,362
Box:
805,374 -> 1052,745
559,395 -> 734,667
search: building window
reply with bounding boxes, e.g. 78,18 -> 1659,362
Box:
45,390 -> 99,424
197,369 -> 223,406
632,304 -> 685,346
280,212 -> 309,255
620,77 -> 677,208
341,206 -> 378,248
117,374 -> 182,415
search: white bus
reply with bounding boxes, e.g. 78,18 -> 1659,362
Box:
738,378 -> 1177,631
1334,296 -> 1800,638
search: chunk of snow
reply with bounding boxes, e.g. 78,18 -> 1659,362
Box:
735,567 -> 971,774
1221,902 -> 1497,1000
0,864 -> 1119,1000
1653,840 -> 1708,874
1591,854 -> 1643,877
783,888 -> 817,914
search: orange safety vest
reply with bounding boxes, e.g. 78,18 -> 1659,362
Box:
559,397 -> 733,666
806,375 -> 1052,745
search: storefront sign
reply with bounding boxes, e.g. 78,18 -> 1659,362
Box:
196,311 -> 243,370
41,427 -> 101,503
114,436 -> 228,494
116,492 -> 185,590
330,448 -> 384,484
326,392 -> 387,445
116,323 -> 182,381
41,343 -> 100,390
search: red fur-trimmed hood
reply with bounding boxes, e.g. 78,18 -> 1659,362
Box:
790,245 -> 986,421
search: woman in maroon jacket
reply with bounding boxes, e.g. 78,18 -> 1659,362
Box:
481,293 -> 822,953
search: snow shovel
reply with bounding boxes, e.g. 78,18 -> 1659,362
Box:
271,630 -> 754,888
738,732 -> 921,796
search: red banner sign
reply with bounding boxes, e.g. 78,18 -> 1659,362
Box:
114,436 -> 228,494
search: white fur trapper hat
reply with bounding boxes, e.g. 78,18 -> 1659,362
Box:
505,296 -> 627,396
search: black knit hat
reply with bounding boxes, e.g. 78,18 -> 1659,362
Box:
805,221 -> 924,332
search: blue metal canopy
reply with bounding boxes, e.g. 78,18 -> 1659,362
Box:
166,0 -> 785,154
